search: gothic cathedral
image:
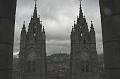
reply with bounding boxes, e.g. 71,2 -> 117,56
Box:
70,2 -> 98,79
19,1 -> 47,79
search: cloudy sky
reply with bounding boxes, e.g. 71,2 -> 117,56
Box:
13,0 -> 103,56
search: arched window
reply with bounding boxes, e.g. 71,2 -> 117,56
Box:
27,61 -> 31,72
81,65 -> 85,72
32,61 -> 36,72
84,39 -> 86,44
86,64 -> 89,72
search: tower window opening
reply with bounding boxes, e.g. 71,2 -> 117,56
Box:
81,65 -> 85,72
86,64 -> 89,72
84,39 -> 86,44
32,61 -> 36,72
27,61 -> 31,72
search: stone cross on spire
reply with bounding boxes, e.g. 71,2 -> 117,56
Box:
34,0 -> 37,8
80,0 -> 82,7
80,0 -> 82,3
34,0 -> 37,3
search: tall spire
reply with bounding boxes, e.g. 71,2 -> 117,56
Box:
33,0 -> 38,18
79,0 -> 83,18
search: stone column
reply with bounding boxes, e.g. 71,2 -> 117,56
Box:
99,0 -> 120,79
0,0 -> 17,79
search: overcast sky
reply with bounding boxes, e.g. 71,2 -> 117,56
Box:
13,0 -> 103,56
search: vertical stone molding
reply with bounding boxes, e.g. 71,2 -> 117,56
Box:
0,0 -> 17,79
99,0 -> 120,79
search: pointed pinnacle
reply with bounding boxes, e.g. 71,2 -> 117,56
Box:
91,21 -> 94,29
43,26 -> 45,31
24,21 -> 25,24
22,21 -> 26,29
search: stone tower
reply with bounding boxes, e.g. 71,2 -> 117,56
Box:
19,1 -> 46,79
70,1 -> 98,79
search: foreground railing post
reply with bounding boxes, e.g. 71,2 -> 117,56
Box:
99,0 -> 120,79
0,0 -> 17,79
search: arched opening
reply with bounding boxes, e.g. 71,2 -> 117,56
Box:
32,61 -> 36,72
81,64 -> 85,72
27,61 -> 31,72
86,64 -> 89,72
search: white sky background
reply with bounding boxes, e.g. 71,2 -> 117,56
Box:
13,0 -> 103,56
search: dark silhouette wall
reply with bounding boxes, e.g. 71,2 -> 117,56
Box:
1,0 -> 120,79
0,0 -> 17,79
99,0 -> 120,79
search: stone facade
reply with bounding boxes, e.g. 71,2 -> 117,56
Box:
13,54 -> 104,79
70,2 -> 99,79
19,2 -> 47,79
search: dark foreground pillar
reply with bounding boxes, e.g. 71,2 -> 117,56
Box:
0,0 -> 17,79
99,0 -> 120,79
